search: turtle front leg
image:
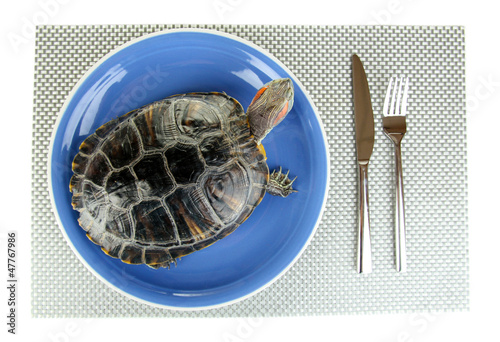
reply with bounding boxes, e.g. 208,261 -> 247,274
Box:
266,167 -> 297,197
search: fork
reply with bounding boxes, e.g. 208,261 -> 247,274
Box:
382,76 -> 409,272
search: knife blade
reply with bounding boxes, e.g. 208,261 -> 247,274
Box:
352,54 -> 374,273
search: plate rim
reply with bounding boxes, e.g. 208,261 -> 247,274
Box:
47,27 -> 330,310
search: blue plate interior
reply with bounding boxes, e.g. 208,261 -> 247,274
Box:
50,30 -> 329,309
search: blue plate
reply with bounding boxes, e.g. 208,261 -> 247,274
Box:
49,29 -> 329,309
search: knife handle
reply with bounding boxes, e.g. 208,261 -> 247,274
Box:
357,162 -> 373,273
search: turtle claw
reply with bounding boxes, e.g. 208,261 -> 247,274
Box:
147,257 -> 178,270
266,167 -> 298,197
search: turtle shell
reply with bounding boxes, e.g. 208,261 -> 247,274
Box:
70,93 -> 269,268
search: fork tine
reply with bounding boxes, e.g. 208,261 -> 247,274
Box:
389,77 -> 397,116
395,77 -> 404,116
383,77 -> 393,115
401,77 -> 409,116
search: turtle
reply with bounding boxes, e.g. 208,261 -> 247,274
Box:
70,78 -> 297,269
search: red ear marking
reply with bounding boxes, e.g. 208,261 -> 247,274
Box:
250,86 -> 268,106
273,102 -> 289,126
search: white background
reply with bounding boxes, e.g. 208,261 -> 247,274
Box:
1,0 -> 499,341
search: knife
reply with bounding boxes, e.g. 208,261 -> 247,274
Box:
352,54 -> 375,273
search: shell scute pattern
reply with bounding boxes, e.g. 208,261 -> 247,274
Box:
71,93 -> 268,268
133,154 -> 175,198
163,143 -> 205,184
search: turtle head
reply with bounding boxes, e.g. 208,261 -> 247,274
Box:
247,78 -> 294,144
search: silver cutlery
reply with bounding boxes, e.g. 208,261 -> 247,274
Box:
382,76 -> 409,272
352,55 -> 375,273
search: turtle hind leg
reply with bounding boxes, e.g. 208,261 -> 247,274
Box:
266,167 -> 297,197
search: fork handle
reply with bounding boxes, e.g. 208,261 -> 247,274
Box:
357,162 -> 373,273
394,142 -> 407,272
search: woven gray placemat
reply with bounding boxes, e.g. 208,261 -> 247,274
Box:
32,24 -> 468,317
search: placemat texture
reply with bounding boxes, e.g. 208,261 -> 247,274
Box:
32,25 -> 468,317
